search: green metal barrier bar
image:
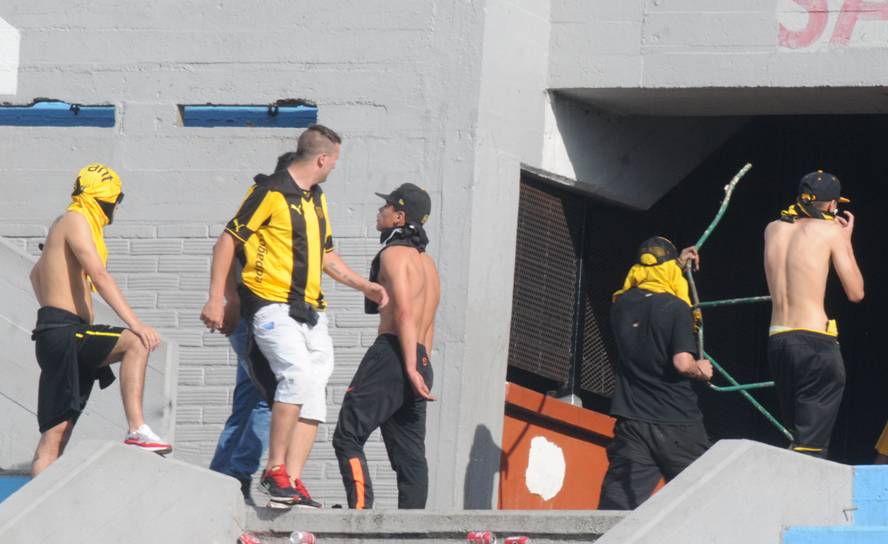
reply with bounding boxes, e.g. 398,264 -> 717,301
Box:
704,351 -> 792,441
696,296 -> 772,309
694,163 -> 753,250
679,162 -> 793,441
709,381 -> 775,392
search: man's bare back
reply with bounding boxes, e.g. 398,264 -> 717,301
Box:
764,212 -> 864,331
31,213 -> 96,323
378,246 -> 440,399
378,248 -> 439,345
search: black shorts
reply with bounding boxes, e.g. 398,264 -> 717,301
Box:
768,330 -> 845,457
33,306 -> 124,432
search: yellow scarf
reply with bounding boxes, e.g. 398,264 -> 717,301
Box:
780,199 -> 836,223
612,259 -> 691,307
65,164 -> 122,284
67,195 -> 110,267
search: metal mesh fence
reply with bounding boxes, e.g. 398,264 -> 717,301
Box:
507,175 -> 585,383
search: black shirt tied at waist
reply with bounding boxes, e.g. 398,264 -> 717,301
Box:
237,283 -> 319,326
31,308 -> 116,391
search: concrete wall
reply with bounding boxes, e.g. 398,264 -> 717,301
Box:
5,0 -> 888,513
541,92 -> 747,209
0,0 -> 549,509
550,0 -> 888,91
435,0 -> 552,509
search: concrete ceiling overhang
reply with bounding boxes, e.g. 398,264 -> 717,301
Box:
554,87 -> 888,117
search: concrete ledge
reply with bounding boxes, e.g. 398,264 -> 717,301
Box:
598,439 -> 854,544
247,509 -> 625,543
0,440 -> 244,543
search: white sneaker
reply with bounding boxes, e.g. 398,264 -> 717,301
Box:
124,424 -> 172,454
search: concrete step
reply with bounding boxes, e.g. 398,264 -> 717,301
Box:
0,441 -> 244,543
245,508 -> 626,543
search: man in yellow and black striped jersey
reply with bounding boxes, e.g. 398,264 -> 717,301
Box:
201,125 -> 388,508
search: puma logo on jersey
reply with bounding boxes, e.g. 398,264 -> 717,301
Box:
290,203 -> 303,215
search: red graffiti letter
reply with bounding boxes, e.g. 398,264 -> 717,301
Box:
831,0 -> 888,45
779,0 -> 829,49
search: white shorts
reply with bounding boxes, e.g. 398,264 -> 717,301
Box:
251,303 -> 334,423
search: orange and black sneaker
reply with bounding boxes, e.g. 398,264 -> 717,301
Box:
292,478 -> 321,508
260,465 -> 298,506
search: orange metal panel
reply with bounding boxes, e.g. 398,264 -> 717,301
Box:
499,383 -> 663,510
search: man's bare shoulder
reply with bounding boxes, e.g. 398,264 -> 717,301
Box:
420,252 -> 439,275
764,219 -> 790,240
50,211 -> 88,233
800,217 -> 843,239
379,245 -> 418,264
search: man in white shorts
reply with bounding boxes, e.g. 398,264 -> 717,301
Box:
201,125 -> 387,507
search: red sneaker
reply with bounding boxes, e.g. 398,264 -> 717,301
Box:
124,424 -> 172,454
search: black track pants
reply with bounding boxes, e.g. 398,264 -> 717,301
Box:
599,418 -> 710,510
768,330 -> 846,458
333,334 -> 433,509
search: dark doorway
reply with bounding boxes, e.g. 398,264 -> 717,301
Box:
509,115 -> 886,465
648,114 -> 886,464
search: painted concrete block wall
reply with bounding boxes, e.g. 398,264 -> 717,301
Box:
0,0 -> 494,509
550,0 -> 888,90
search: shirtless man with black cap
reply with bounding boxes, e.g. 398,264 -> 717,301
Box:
29,164 -> 170,476
332,183 -> 439,510
766,171 -> 864,458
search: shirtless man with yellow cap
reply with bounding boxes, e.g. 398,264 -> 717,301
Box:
765,171 -> 864,458
29,163 -> 170,476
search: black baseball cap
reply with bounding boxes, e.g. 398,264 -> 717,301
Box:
637,236 -> 678,266
375,183 -> 431,225
798,171 -> 850,204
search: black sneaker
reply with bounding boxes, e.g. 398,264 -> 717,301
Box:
260,465 -> 297,506
292,479 -> 322,508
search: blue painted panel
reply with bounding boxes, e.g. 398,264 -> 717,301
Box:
181,104 -> 317,128
784,526 -> 888,544
854,466 -> 888,525
0,475 -> 30,502
0,101 -> 115,127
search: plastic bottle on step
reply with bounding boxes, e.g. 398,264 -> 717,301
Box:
503,537 -> 531,544
289,531 -> 317,543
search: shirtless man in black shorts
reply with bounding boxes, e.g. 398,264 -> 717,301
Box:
333,183 -> 439,509
766,171 -> 864,457
29,164 -> 169,476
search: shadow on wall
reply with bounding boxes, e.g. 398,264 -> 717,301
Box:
546,93 -> 745,210
463,424 -> 503,509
